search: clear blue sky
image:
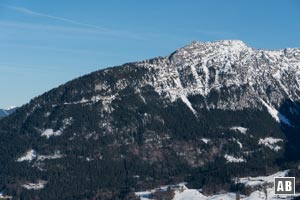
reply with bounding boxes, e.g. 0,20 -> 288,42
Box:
0,0 -> 300,108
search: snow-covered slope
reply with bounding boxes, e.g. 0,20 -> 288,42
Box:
136,170 -> 298,200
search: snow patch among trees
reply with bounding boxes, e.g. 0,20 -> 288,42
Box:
16,149 -> 37,162
41,129 -> 62,138
236,170 -> 288,187
258,137 -> 283,151
41,117 -> 72,138
230,126 -> 248,134
260,98 -> 292,126
22,180 -> 47,190
180,95 -> 197,116
37,151 -> 64,161
224,154 -> 245,163
201,138 -> 210,144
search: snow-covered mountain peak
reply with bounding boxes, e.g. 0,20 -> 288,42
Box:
135,40 -> 300,113
178,39 -> 250,55
184,39 -> 248,48
170,40 -> 253,69
175,40 -> 300,65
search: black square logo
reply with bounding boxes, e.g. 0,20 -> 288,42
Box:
274,177 -> 295,195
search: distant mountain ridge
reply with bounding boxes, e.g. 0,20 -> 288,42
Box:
0,107 -> 17,118
1,40 -> 300,199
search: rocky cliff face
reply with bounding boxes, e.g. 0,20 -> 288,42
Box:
139,40 -> 300,116
1,40 -> 300,199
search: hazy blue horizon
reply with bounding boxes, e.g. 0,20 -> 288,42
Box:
1,0 -> 300,108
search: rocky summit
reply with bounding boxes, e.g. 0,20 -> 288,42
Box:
1,40 -> 300,199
